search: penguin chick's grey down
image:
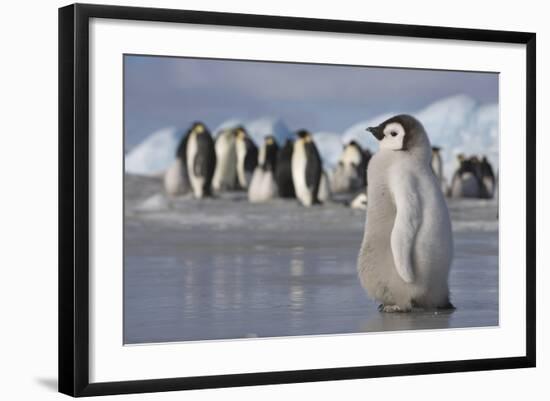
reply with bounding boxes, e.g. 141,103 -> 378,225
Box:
357,114 -> 454,312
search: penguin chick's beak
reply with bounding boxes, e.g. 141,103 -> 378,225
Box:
366,126 -> 384,141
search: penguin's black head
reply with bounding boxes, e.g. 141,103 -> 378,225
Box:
265,135 -> 277,146
347,140 -> 362,152
366,114 -> 426,151
233,126 -> 247,139
190,121 -> 208,135
296,130 -> 311,139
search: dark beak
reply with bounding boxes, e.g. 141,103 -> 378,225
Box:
367,126 -> 384,141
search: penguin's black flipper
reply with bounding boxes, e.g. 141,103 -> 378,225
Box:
193,131 -> 216,196
175,130 -> 189,162
244,138 -> 258,172
305,141 -> 322,202
275,140 -> 296,198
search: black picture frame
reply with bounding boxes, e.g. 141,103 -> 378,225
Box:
58,3 -> 536,397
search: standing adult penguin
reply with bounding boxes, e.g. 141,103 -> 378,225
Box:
181,122 -> 216,199
357,114 -> 454,312
212,128 -> 237,192
234,127 -> 258,190
291,130 -> 323,207
275,139 -> 296,198
248,136 -> 279,203
450,155 -> 483,198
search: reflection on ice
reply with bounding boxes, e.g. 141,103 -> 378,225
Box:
124,177 -> 498,344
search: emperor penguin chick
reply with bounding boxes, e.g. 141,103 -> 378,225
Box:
357,115 -> 454,312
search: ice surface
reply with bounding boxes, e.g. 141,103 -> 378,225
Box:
124,174 -> 499,344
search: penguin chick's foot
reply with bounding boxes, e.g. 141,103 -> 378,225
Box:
379,304 -> 411,313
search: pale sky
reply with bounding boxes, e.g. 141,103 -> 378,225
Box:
124,55 -> 498,149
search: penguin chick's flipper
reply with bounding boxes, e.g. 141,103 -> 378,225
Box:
389,173 -> 421,284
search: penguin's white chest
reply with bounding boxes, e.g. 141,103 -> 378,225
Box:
235,139 -> 248,188
212,133 -> 237,191
291,141 -> 312,206
186,134 -> 204,197
453,172 -> 479,198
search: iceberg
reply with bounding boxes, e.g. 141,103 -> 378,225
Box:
125,127 -> 182,175
341,95 -> 499,178
215,117 -> 293,146
312,132 -> 344,168
125,95 -> 498,179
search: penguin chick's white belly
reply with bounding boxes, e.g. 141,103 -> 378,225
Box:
358,152 -> 453,309
164,158 -> 187,197
291,141 -> 313,206
248,167 -> 277,203
186,134 -> 205,198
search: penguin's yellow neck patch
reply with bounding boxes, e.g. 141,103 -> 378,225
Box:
194,125 -> 205,134
304,136 -> 312,143
266,137 -> 274,145
237,129 -> 245,139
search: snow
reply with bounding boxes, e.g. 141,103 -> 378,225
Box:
125,95 -> 498,180
214,117 -> 293,146
125,127 -> 182,175
312,132 -> 343,168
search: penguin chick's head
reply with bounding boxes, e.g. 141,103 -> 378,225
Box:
367,114 -> 428,152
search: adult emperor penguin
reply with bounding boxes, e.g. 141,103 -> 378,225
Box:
275,139 -> 296,198
357,114 -> 454,312
248,135 -> 279,203
291,130 -> 323,207
234,127 -> 258,189
212,128 -> 237,191
180,122 -> 216,199
450,155 -> 483,198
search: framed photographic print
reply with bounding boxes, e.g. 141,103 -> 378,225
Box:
58,3 -> 536,397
